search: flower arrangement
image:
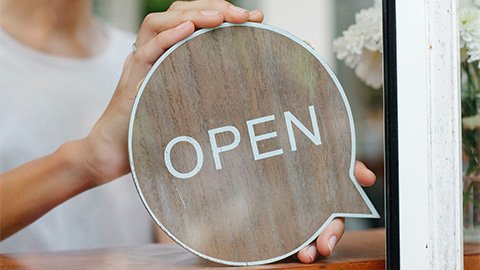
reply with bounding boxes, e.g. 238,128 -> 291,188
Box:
334,0 -> 480,241
460,1 -> 480,242
333,0 -> 383,89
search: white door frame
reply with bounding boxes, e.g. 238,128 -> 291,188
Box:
388,0 -> 464,268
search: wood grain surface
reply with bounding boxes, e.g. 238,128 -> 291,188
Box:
129,23 -> 376,264
1,230 -> 479,270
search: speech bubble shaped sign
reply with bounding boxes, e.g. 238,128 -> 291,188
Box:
128,23 -> 379,266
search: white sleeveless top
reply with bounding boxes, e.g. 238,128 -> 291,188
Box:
0,26 -> 154,252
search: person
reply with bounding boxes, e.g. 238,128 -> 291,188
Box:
0,0 -> 376,263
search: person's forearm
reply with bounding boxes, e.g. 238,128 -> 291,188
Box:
0,140 -> 95,240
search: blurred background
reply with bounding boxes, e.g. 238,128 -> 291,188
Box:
93,0 -> 384,230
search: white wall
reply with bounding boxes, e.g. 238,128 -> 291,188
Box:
259,0 -> 336,68
94,0 -> 142,33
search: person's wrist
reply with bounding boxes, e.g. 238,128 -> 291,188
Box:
58,139 -> 99,190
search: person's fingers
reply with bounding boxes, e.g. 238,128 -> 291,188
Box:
315,218 -> 345,257
354,160 -> 376,187
135,0 -> 263,47
297,243 -> 319,263
135,20 -> 195,65
168,0 -> 250,24
297,161 -> 375,262
135,10 -> 224,47
248,9 -> 264,22
112,20 -> 195,106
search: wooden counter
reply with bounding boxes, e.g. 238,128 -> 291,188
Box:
1,229 -> 478,269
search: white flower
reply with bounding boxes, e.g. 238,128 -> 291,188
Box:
334,0 -> 480,87
353,49 -> 383,89
459,7 -> 480,67
333,0 -> 383,89
462,114 -> 480,130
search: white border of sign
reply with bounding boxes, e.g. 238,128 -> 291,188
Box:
128,22 -> 379,266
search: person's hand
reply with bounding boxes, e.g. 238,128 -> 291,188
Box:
77,0 -> 264,187
297,161 -> 376,263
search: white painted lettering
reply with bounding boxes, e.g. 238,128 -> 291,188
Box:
164,136 -> 204,179
284,105 -> 322,151
246,115 -> 284,161
208,126 -> 241,170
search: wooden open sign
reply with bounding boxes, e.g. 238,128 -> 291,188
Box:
128,23 -> 378,266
